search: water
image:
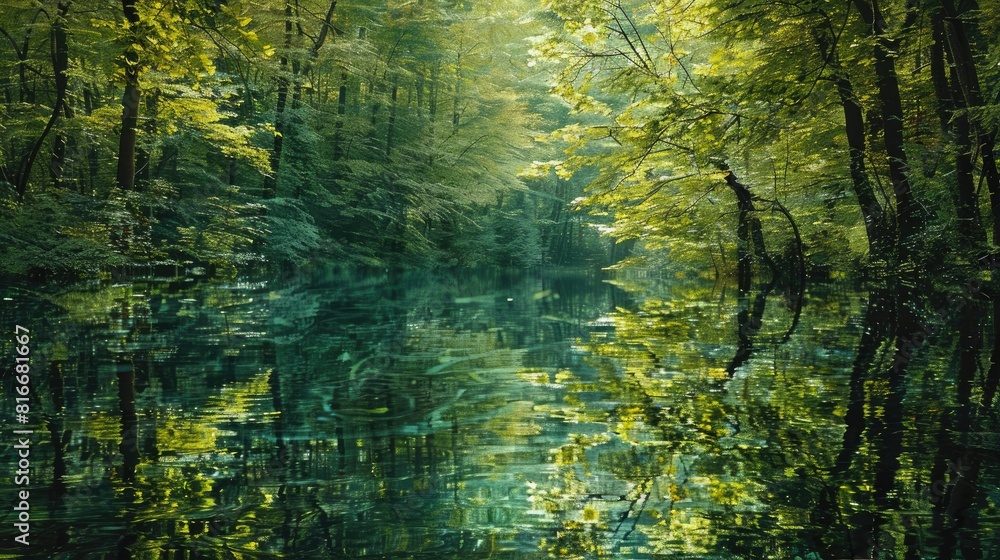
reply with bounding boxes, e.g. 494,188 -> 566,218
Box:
1,268 -> 998,558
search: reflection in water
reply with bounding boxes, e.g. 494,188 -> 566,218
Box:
1,268 -> 999,558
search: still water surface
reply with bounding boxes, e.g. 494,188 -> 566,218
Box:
1,268 -> 998,558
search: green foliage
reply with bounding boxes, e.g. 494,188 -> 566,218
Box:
31,0 -> 1000,278
533,0 -> 1000,280
489,205 -> 545,268
1,0 -> 591,276
0,191 -> 125,278
174,188 -> 266,274
260,197 -> 326,269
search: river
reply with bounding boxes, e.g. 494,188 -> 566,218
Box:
1,267 -> 998,558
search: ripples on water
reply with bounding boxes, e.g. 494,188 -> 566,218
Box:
1,268 -> 998,558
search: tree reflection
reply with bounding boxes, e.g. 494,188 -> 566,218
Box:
1,270 -> 621,557
535,270 -> 1000,559
4,270 -> 1000,558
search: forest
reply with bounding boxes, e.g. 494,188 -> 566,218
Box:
2,0 -> 995,282
1,0 -> 609,277
3,0 -> 1000,558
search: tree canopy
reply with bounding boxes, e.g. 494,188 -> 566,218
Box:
0,0 -> 611,278
2,0 -> 999,285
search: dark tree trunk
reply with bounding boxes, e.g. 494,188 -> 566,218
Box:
951,92 -> 981,244
981,137 -> 1000,246
853,0 -> 924,256
929,9 -> 984,246
0,16 -> 36,104
717,162 -> 777,293
815,26 -> 895,258
840,77 -> 896,257
1,4 -> 72,200
83,86 -> 99,194
938,0 -> 1000,245
291,58 -> 302,109
50,126 -> 71,190
50,2 -> 73,190
297,0 -> 338,98
271,0 -> 339,193
116,0 -> 141,191
264,0 -> 294,199
930,11 -> 953,133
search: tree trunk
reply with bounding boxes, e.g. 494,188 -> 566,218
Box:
264,0 -> 294,199
296,0 -> 338,101
291,58 -> 302,109
814,26 -> 895,258
853,0 -> 924,256
717,162 -> 777,293
50,2 -> 73,190
951,88 -> 981,244
930,11 -> 953,133
938,0 -> 1000,246
0,17 -> 36,104
982,136 -> 1000,246
116,0 -> 141,191
272,0 -> 339,191
3,2 -> 72,200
